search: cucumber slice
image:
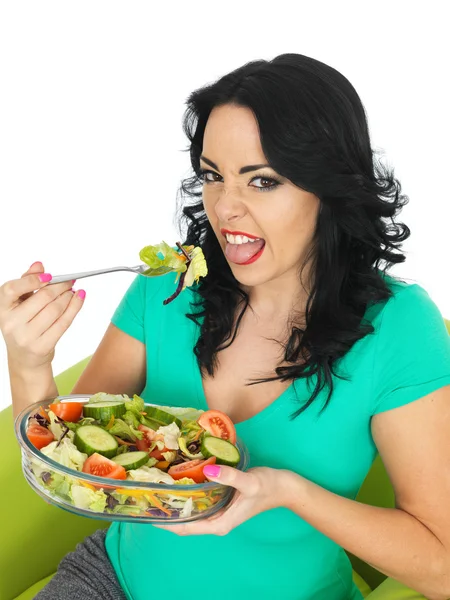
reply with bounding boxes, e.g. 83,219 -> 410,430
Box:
143,406 -> 182,428
111,451 -> 149,470
140,416 -> 162,431
74,425 -> 118,458
200,436 -> 240,467
83,401 -> 126,424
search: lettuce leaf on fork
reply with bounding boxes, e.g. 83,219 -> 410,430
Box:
139,241 -> 207,305
139,241 -> 188,277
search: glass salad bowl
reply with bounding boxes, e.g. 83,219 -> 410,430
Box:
15,395 -> 249,524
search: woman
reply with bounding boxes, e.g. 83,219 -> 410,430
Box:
2,53 -> 450,600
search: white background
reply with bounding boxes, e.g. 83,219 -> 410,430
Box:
0,1 -> 448,411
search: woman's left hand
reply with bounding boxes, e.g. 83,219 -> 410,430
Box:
153,464 -> 292,536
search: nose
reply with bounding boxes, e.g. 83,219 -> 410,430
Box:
213,187 -> 246,224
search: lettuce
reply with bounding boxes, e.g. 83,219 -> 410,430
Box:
70,484 -> 107,512
161,450 -> 177,463
109,490 -> 131,505
174,477 -> 196,485
47,410 -> 74,442
180,497 -> 194,518
108,418 -> 143,442
65,417 -> 96,432
111,504 -> 143,516
115,444 -> 129,456
125,394 -> 145,416
180,420 -> 203,443
88,392 -> 130,404
127,466 -> 175,484
139,242 -> 207,304
182,246 -> 208,290
139,241 -> 189,276
40,437 -> 87,471
123,410 -> 140,430
156,422 -> 180,450
45,472 -> 75,501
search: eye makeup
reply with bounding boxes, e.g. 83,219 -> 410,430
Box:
198,168 -> 282,192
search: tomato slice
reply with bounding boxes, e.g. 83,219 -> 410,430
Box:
198,410 -> 236,444
150,446 -> 168,460
135,424 -> 158,450
168,456 -> 216,484
27,423 -> 55,450
82,453 -> 127,480
48,402 -> 83,423
135,424 -> 168,459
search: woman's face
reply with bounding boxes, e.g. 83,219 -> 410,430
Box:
201,104 -> 320,291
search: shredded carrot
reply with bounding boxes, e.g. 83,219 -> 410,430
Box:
146,493 -> 171,515
140,411 -> 147,415
105,415 -> 115,430
114,436 -> 135,446
193,429 -> 203,442
114,489 -> 171,515
38,406 -> 50,422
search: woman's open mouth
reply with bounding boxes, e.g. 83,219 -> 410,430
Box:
221,230 -> 266,265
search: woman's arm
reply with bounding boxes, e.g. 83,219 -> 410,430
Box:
71,323 -> 146,396
9,324 -> 146,419
282,384 -> 450,600
9,363 -> 58,420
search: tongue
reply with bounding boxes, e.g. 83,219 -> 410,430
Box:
225,239 -> 265,264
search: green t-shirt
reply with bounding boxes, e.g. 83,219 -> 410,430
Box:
105,272 -> 450,600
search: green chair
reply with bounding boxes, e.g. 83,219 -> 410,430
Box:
1,318 -> 449,599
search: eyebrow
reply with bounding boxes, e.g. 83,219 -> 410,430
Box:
200,155 -> 271,175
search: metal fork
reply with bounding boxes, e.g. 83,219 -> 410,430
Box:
49,264 -> 150,285
48,242 -> 193,285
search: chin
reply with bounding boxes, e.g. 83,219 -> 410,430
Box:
227,263 -> 274,288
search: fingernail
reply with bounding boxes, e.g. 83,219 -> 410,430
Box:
38,273 -> 52,283
71,279 -> 76,285
77,290 -> 86,300
203,465 -> 221,478
30,261 -> 42,269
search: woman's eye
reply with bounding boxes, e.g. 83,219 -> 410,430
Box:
199,169 -> 280,192
250,176 -> 278,190
203,171 -> 221,183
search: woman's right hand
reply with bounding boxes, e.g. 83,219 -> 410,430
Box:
0,261 -> 86,371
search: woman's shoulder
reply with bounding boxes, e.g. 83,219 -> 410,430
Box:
373,273 -> 446,335
360,273 -> 450,415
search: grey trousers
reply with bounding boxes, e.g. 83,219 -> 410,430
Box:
34,529 -> 127,600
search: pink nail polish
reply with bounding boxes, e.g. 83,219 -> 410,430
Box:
71,279 -> 76,285
203,465 -> 221,478
38,273 -> 52,283
77,290 -> 86,300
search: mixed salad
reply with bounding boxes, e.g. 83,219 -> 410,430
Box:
25,394 -> 240,520
139,241 -> 207,305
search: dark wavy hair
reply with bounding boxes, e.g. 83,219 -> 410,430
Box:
175,53 -> 410,417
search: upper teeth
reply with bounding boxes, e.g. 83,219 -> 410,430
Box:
225,234 -> 259,244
